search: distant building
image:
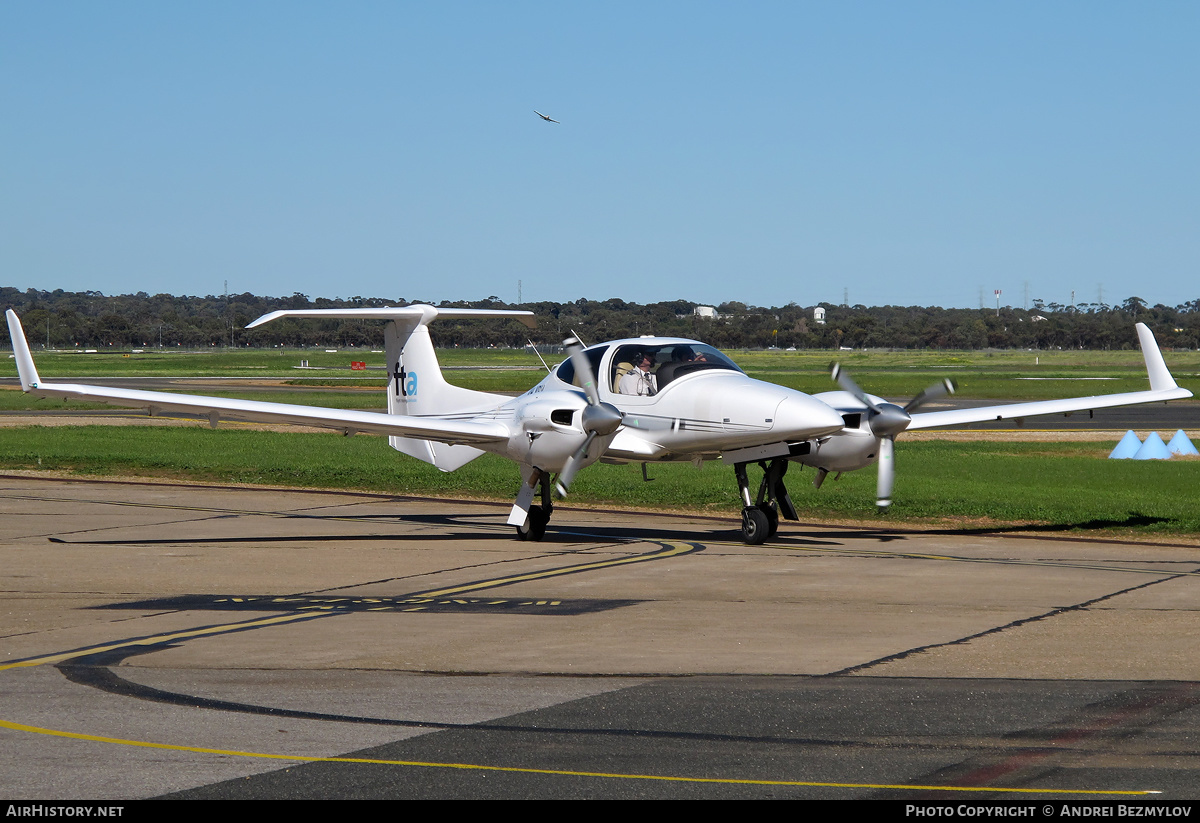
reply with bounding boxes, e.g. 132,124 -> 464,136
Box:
694,306 -> 718,320
813,307 -> 826,325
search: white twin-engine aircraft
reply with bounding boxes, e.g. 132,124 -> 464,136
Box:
5,307 -> 1192,544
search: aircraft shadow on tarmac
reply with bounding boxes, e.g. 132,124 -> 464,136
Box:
44,510 -> 846,547
815,511 -> 1175,543
41,503 -> 1175,553
951,511 -> 1173,535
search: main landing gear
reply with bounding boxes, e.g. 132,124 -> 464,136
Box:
734,458 -> 798,545
513,468 -> 553,541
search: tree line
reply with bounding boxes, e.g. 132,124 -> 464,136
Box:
4,287 -> 1199,351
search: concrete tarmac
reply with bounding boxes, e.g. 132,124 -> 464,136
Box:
2,475 -> 1199,799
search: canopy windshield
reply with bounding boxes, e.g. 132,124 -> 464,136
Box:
610,343 -> 742,391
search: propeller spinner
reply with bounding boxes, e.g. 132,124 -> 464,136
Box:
830,363 -> 955,509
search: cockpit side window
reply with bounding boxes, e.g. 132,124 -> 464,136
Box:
555,346 -> 608,389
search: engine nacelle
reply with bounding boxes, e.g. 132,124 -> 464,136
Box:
794,391 -> 889,472
505,395 -> 592,471
791,429 -> 880,473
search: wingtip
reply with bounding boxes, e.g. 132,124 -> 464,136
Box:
244,310 -> 285,329
1136,323 -> 1178,392
6,309 -> 41,391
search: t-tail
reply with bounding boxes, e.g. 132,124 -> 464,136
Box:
246,305 -> 535,471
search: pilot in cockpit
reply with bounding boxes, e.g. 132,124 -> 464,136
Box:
618,351 -> 658,396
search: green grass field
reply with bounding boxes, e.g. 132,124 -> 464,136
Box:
2,425 -> 1197,539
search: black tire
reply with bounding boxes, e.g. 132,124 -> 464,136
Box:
758,503 -> 779,537
515,504 -> 548,541
742,507 -> 770,545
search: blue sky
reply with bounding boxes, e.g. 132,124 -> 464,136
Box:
3,1 -> 1197,309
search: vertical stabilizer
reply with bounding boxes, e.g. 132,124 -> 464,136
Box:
377,308 -> 530,471
383,319 -> 495,471
245,305 -> 533,472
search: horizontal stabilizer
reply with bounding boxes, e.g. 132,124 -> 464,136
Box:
246,305 -> 536,329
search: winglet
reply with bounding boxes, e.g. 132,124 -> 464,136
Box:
1136,323 -> 1178,392
6,309 -> 41,391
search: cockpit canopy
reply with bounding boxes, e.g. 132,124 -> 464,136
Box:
555,342 -> 743,393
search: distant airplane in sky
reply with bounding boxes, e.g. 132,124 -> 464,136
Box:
534,110 -> 560,123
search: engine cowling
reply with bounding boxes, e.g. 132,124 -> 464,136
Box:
504,396 -> 585,468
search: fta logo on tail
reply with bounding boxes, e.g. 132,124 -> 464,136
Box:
392,364 -> 418,401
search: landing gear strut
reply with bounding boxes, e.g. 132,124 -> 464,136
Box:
734,458 -> 797,545
514,468 -> 553,541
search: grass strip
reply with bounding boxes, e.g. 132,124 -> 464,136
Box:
2,426 -> 1197,538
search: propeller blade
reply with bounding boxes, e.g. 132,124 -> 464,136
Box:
830,367 -> 951,511
554,337 -> 624,497
877,435 -> 895,509
903,378 -> 957,414
555,431 -> 597,497
829,362 -> 881,412
565,337 -> 601,407
564,336 -> 623,436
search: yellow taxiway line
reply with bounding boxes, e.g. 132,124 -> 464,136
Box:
0,718 -> 1159,795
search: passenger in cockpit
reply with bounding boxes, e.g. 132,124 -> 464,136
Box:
655,345 -> 708,387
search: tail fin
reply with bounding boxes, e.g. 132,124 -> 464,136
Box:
5,310 -> 42,391
247,305 -> 534,471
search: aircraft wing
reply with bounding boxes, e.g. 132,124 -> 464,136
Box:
907,387 -> 1192,430
908,323 -> 1192,430
5,310 -> 511,445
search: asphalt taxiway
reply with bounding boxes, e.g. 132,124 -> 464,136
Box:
2,475 -> 1199,799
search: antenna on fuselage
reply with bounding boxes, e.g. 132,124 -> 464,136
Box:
528,340 -> 551,373
570,329 -> 588,348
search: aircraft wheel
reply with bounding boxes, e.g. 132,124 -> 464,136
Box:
742,507 -> 770,545
758,503 -> 779,537
516,504 -> 549,541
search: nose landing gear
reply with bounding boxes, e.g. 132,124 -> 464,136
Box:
734,458 -> 797,544
512,468 -> 554,541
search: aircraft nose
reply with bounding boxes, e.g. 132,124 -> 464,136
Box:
773,394 -> 844,439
